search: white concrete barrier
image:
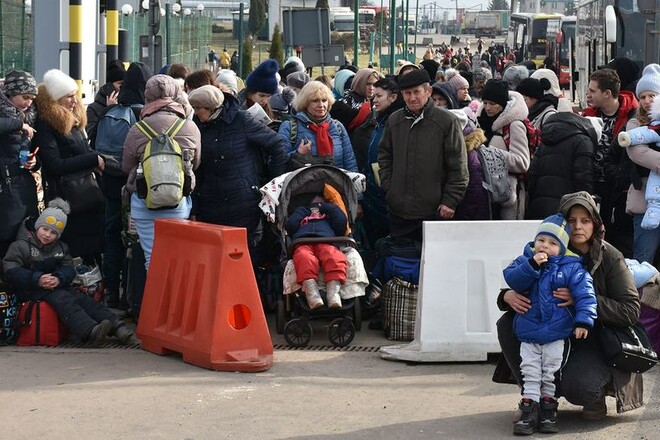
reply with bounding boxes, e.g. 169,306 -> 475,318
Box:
380,220 -> 541,362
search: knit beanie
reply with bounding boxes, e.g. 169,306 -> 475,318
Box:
535,213 -> 571,254
461,106 -> 478,136
286,71 -> 310,89
216,69 -> 239,96
43,69 -> 78,101
516,78 -> 545,100
3,70 -> 38,97
188,85 -> 224,110
332,69 -> 355,98
530,69 -> 561,97
502,65 -> 529,90
472,66 -> 492,83
447,70 -> 469,92
106,59 -> 127,83
35,198 -> 70,239
481,79 -> 509,107
246,59 -> 280,95
279,56 -> 305,80
635,63 -> 660,98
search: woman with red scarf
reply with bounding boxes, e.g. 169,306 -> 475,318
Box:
278,81 -> 358,172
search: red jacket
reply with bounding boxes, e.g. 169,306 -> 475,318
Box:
582,90 -> 638,137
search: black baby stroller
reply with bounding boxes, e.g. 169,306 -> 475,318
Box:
260,165 -> 367,347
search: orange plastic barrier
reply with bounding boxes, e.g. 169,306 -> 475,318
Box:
136,219 -> 273,372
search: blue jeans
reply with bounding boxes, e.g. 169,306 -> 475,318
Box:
633,214 -> 660,263
103,197 -> 124,291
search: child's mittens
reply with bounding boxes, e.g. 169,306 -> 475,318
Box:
618,131 -> 632,147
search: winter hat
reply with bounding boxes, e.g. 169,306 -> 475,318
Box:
447,70 -> 469,92
461,106 -> 478,136
286,71 -> 310,89
585,116 -> 604,141
516,78 -> 545,100
502,65 -> 529,90
3,70 -> 38,97
420,59 -> 440,84
35,198 -> 70,239
188,85 -> 224,110
472,66 -> 492,83
246,59 -> 280,95
279,56 -> 305,80
536,213 -> 571,254
106,59 -> 127,83
635,63 -> 660,98
397,61 -> 420,76
216,69 -> 238,96
481,79 -> 510,107
43,69 -> 78,100
397,68 -> 430,90
530,69 -> 561,97
118,62 -> 152,106
604,57 -> 641,91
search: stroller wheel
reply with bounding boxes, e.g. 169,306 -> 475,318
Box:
284,318 -> 313,347
328,317 -> 355,347
276,298 -> 286,334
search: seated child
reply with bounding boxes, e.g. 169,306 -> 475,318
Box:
618,95 -> 660,229
503,213 -> 597,435
285,195 -> 348,309
2,199 -> 133,346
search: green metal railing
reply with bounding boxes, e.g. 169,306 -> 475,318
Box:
119,13 -> 212,70
0,0 -> 33,76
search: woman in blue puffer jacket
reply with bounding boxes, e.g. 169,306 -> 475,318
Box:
278,81 -> 358,172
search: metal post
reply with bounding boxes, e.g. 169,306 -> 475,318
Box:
69,0 -> 83,95
0,2 -> 4,73
414,0 -> 419,50
165,3 -> 171,64
317,8 -> 326,76
379,0 -> 384,63
107,0 -> 119,62
20,0 -> 26,69
238,3 -> 244,78
404,0 -> 409,56
389,0 -> 396,74
353,0 -> 359,66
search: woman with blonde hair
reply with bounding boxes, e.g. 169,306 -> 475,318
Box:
278,81 -> 357,172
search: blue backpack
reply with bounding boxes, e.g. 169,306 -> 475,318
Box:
95,104 -> 142,176
372,237 -> 422,285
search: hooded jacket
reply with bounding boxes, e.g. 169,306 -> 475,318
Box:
33,83 -> 103,259
85,82 -> 116,143
2,218 -> 76,301
378,99 -> 468,218
504,242 -> 597,344
527,112 -> 596,219
121,74 -> 201,194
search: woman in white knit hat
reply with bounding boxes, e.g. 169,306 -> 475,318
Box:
33,69 -> 106,266
622,63 -> 660,263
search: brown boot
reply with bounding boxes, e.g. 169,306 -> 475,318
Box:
302,279 -> 323,309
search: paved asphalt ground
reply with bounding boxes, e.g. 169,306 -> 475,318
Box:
2,315 -> 659,440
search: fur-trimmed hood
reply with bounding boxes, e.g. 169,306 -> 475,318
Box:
464,128 -> 486,152
34,84 -> 86,136
490,90 -> 529,132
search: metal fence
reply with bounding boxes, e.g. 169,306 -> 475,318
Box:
119,12 -> 213,71
0,0 -> 33,76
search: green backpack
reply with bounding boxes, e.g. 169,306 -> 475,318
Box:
134,118 -> 191,210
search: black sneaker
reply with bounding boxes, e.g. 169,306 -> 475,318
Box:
539,396 -> 559,433
513,398 -> 539,436
87,320 -> 112,347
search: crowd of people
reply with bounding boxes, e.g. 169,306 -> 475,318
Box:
1,42 -> 660,434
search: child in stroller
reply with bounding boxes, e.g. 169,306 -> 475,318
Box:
285,194 -> 348,310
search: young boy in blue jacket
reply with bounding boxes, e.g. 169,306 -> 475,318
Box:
2,199 -> 133,346
503,213 -> 597,435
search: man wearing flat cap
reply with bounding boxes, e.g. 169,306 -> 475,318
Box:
378,69 -> 469,241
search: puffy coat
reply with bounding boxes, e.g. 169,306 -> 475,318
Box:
0,90 -> 39,242
378,99 -> 468,219
122,75 -> 201,194
2,218 -> 76,301
192,94 -> 286,230
285,202 -> 347,240
504,243 -> 597,344
454,128 -> 490,220
479,91 -> 530,219
278,111 -> 358,172
527,112 -> 596,219
33,84 -> 104,260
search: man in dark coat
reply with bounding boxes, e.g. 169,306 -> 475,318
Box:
86,60 -> 126,144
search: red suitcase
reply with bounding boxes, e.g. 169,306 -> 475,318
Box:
17,301 -> 67,347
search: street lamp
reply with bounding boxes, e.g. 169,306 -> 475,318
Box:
121,4 -> 133,15
183,8 -> 192,16
172,3 -> 181,13
141,0 -> 149,10
197,4 -> 205,15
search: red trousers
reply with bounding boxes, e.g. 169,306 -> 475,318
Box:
293,243 -> 347,284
